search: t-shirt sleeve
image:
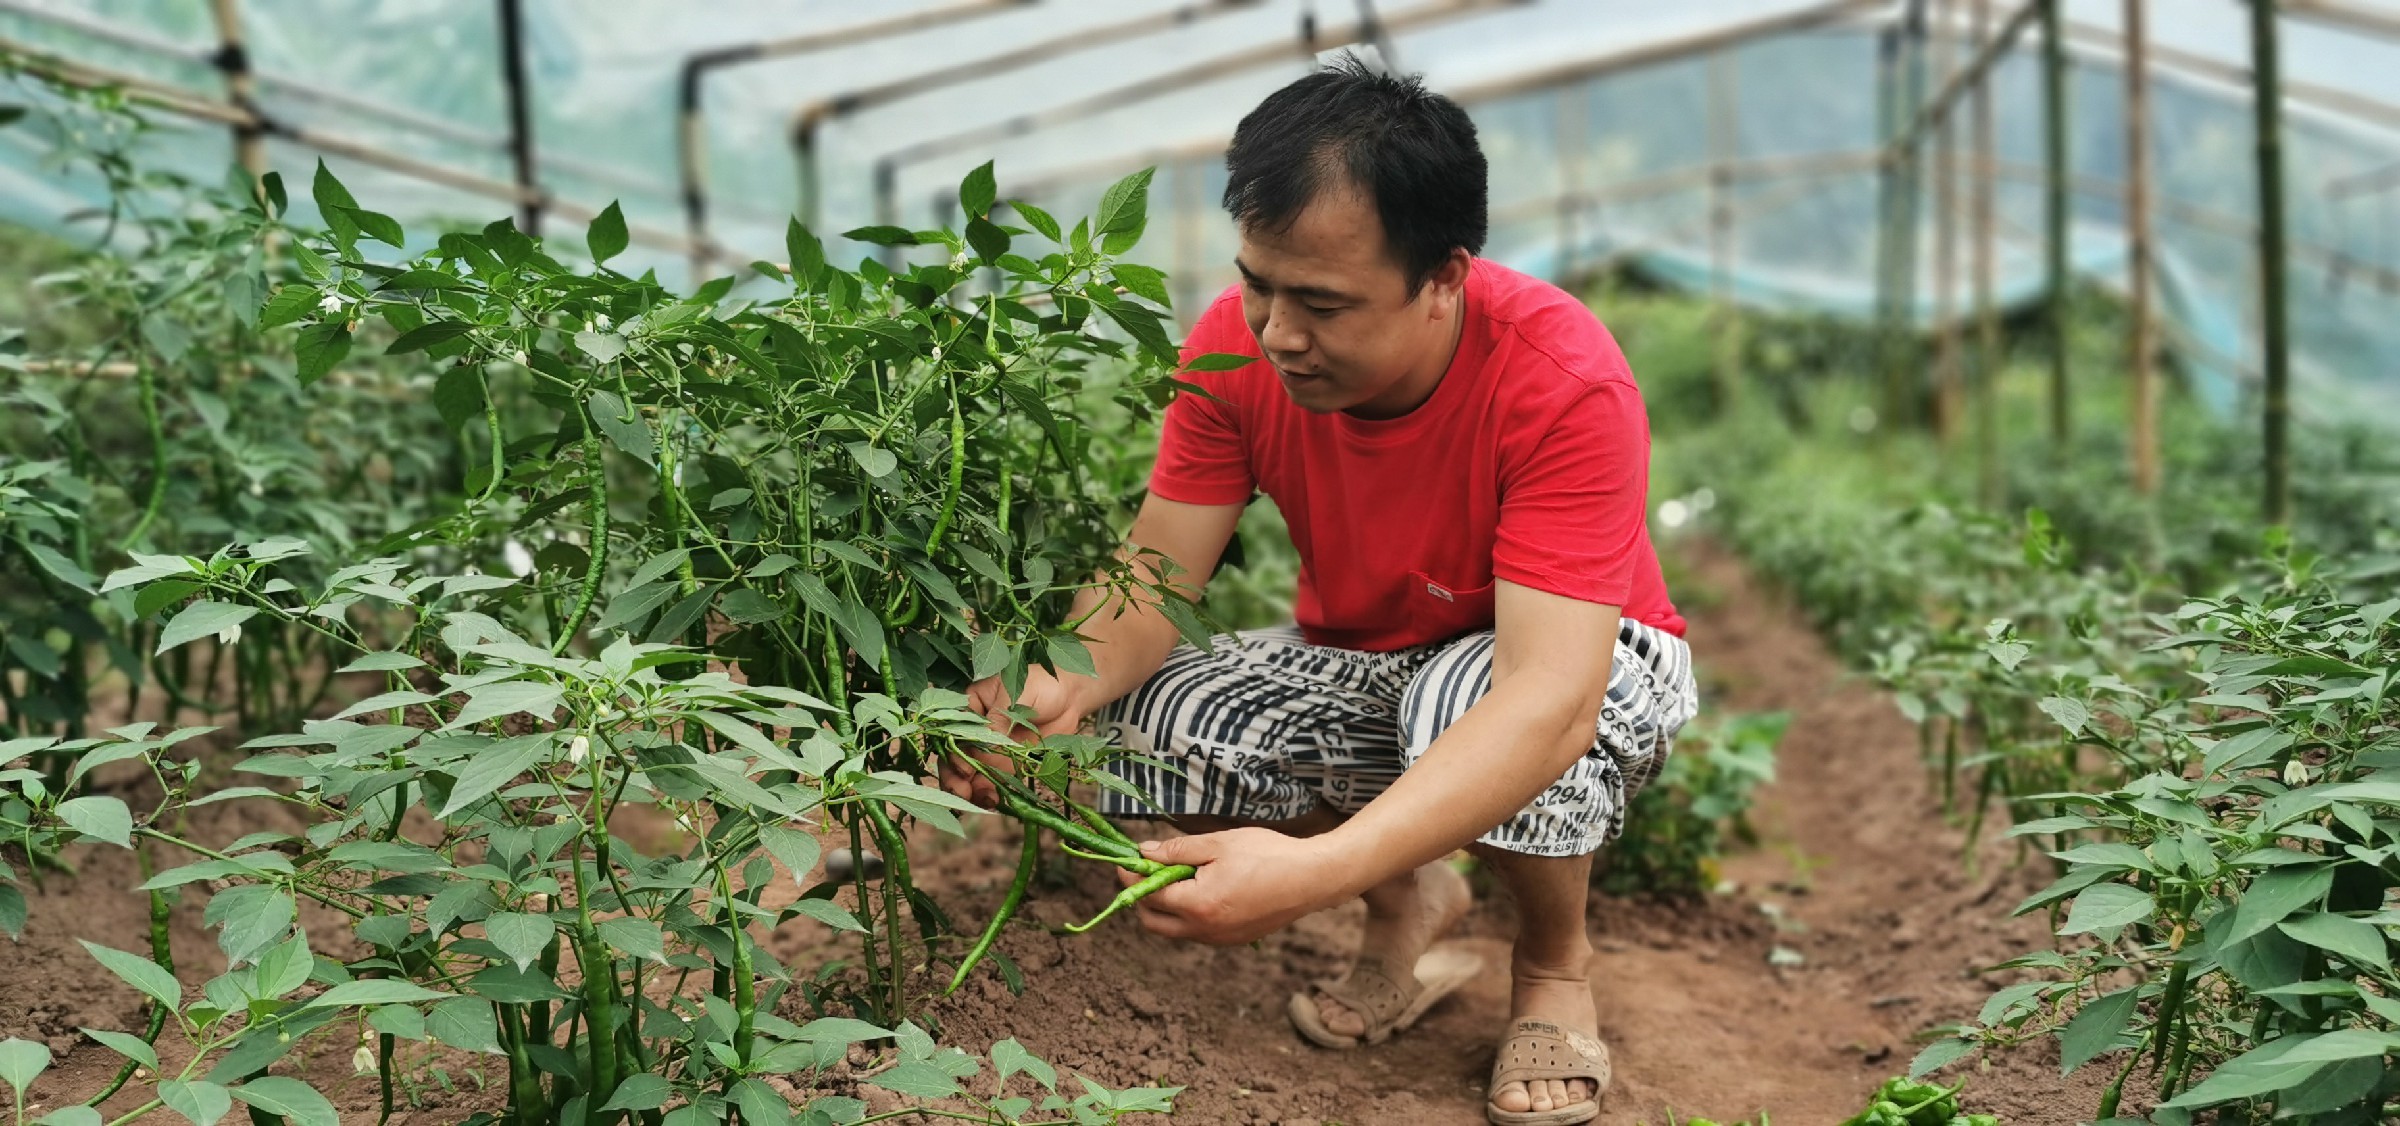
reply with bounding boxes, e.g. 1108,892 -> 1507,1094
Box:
1492,378 -> 1651,606
1147,296 -> 1257,506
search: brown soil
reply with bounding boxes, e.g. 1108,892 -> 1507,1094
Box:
5,543 -> 2143,1124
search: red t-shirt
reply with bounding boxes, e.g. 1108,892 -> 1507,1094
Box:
1151,258 -> 1684,652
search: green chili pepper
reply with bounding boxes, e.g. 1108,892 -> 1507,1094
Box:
1070,798 -> 1143,853
1063,863 -> 1195,934
948,821 -> 1039,994
925,388 -> 965,554
550,432 -> 608,656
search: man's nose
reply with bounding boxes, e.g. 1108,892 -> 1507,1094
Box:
1259,300 -> 1308,357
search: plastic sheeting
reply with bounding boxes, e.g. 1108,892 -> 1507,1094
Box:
5,0 -> 2398,422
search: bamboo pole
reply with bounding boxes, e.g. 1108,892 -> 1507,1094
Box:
1972,0 -> 2002,504
1556,85 -> 1585,283
871,0 -> 1518,230
2124,0 -> 2158,494
1708,48 -> 1741,413
2253,0 -> 2292,525
1876,25 -> 1902,422
1932,0 -> 1963,444
2042,0 -> 2071,445
205,0 -> 265,185
495,0 -> 540,237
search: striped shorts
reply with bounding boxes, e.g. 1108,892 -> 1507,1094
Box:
1095,618 -> 1699,857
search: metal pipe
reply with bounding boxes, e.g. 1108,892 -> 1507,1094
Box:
0,37 -> 696,254
0,0 -> 663,198
2253,0 -> 2291,524
676,0 -> 1033,272
495,0 -> 539,236
2124,0 -> 2158,494
870,0 -> 1525,231
2041,0 -> 2070,445
786,0 -> 1269,235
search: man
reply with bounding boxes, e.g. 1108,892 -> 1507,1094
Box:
947,58 -> 1695,1126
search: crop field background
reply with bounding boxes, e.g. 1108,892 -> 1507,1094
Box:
2,2 -> 2399,1124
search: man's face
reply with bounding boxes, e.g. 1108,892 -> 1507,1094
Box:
1234,188 -> 1467,418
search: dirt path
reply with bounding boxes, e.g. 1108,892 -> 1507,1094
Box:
6,543 -> 2121,1124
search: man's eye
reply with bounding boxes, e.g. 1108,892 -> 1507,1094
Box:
1305,305 -> 1338,317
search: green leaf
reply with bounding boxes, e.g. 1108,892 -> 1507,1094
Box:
990,1037 -> 1055,1090
449,682 -> 563,730
1011,200 -> 1062,243
367,1005 -> 425,1041
338,205 -> 405,248
2222,864 -> 2335,946
601,1074 -> 672,1112
842,225 -> 918,247
336,651 -> 425,674
2037,696 -> 2089,737
794,1017 -> 893,1044
784,218 -> 825,284
588,389 -> 657,466
789,898 -> 868,934
427,997 -> 503,1054
157,1078 -> 233,1126
0,1037 -> 51,1095
22,540 -> 95,593
575,331 -> 627,363
157,601 -> 259,655
433,734 -> 551,818
733,1078 -> 793,1126
1094,167 -> 1155,251
294,322 -> 352,386
80,1027 -> 158,1071
257,284 -> 318,330
1112,263 -> 1170,307
1908,1036 -> 1975,1079
2058,884 -> 2154,935
719,588 -> 782,624
305,979 -> 450,1009
598,916 -> 666,963
966,216 -> 1010,264
868,1060 -> 962,1099
587,201 -> 629,264
0,886 -> 24,940
2057,986 -> 2139,1073
80,940 -> 182,1010
230,1076 -> 338,1126
330,690 -> 440,721
847,442 -> 899,479
55,795 -> 132,847
959,160 -> 997,219
255,933 -> 313,999
311,160 -> 359,242
760,825 -> 824,884
971,632 -> 1011,680
483,912 -> 555,971
385,321 -> 474,355
2278,912 -> 2391,972
36,1106 -> 101,1126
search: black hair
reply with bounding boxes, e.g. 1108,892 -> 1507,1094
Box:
1222,53 -> 1487,294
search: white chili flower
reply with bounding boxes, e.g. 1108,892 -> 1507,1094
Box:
511,349 -> 528,367
949,249 -> 970,272
591,312 -> 613,330
567,735 -> 589,764
351,1042 -> 376,1075
317,292 -> 345,314
216,623 -> 242,647
2284,757 -> 2313,787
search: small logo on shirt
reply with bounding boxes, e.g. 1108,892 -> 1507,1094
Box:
1425,582 -> 1454,602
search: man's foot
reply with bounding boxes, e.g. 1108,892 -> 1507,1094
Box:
1488,959 -> 1602,1116
1313,860 -> 1474,1038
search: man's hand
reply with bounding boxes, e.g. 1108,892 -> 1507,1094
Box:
943,666 -> 1093,808
1124,828 -> 1350,945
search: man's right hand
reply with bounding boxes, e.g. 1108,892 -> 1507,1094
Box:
943,666 -> 1094,808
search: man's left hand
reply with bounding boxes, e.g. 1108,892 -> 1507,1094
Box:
1125,828 -> 1350,945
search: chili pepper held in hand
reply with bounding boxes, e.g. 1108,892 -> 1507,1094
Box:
1064,863 -> 1196,934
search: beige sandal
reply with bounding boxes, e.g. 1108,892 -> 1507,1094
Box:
1286,947 -> 1484,1049
1486,1018 -> 1610,1126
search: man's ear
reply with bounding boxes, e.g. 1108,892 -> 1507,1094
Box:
1428,248 -> 1472,313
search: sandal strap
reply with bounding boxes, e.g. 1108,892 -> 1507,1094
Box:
1307,957 -> 1421,1031
1488,1019 -> 1612,1093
